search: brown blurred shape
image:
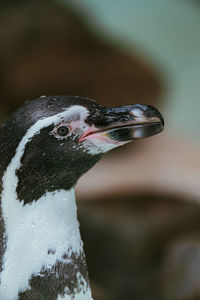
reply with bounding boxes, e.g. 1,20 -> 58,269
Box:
0,0 -> 162,117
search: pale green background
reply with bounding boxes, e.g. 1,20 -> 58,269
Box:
59,0 -> 200,140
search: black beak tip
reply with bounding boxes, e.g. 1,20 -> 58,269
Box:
157,110 -> 164,127
144,105 -> 164,128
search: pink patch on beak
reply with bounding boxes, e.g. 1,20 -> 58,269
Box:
79,127 -> 119,145
78,127 -> 96,142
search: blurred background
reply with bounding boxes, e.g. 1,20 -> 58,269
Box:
1,0 -> 200,299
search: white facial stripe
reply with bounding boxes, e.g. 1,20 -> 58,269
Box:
1,105 -> 89,217
0,105 -> 89,299
10,105 -> 89,176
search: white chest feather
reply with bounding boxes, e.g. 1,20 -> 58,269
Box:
0,188 -> 84,299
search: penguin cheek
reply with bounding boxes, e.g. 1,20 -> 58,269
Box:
81,132 -> 128,154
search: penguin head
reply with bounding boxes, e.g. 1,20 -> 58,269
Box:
0,95 -> 164,203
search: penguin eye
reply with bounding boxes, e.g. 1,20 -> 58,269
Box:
56,125 -> 69,137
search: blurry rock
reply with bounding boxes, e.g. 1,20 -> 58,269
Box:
78,194 -> 200,300
90,282 -> 110,300
0,0 -> 162,119
77,133 -> 200,202
162,237 -> 200,300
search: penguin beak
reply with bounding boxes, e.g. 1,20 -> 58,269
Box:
79,104 -> 164,144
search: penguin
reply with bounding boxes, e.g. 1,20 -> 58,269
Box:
0,95 -> 164,300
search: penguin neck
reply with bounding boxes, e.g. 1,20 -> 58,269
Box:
0,109 -> 93,299
0,169 -> 92,299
